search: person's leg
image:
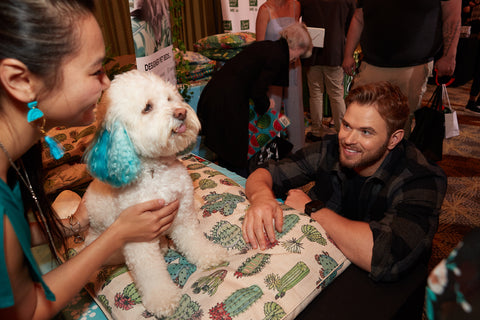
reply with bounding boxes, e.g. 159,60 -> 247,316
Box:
268,85 -> 284,114
306,65 -> 325,137
323,66 -> 346,132
350,61 -> 383,89
467,43 -> 480,112
284,60 -> 305,152
404,61 -> 433,137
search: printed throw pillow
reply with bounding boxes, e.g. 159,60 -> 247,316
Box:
193,32 -> 256,51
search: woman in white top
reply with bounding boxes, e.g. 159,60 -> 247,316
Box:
256,0 -> 305,153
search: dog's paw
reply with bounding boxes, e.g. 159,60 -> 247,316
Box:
197,246 -> 229,269
143,289 -> 182,317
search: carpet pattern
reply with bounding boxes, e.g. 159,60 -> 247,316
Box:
424,81 -> 480,271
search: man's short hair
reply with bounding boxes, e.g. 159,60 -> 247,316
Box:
345,81 -> 410,135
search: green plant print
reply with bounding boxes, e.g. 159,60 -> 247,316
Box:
234,253 -> 271,278
165,249 -> 197,288
281,224 -> 327,253
263,301 -> 286,320
205,220 -> 249,253
198,178 -> 217,190
201,192 -> 246,217
97,265 -> 128,289
265,261 -> 310,299
209,285 -> 263,319
156,294 -> 203,320
191,269 -> 228,296
114,283 -> 141,311
315,251 -> 343,289
97,295 -> 112,315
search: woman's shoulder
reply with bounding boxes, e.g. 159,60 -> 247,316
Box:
257,2 -> 272,18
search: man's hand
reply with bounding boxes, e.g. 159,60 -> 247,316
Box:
284,189 -> 311,212
342,55 -> 357,76
242,197 -> 283,250
435,55 -> 456,77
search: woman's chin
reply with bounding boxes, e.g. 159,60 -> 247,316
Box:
78,107 -> 97,126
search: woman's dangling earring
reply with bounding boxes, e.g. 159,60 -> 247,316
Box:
27,100 -> 64,160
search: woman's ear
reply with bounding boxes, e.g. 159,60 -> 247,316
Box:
387,129 -> 405,150
0,58 -> 36,102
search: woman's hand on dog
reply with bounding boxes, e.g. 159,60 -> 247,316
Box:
112,199 -> 179,244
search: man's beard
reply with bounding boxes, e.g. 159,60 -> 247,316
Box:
339,139 -> 389,172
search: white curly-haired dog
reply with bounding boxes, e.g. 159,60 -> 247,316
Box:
83,70 -> 228,316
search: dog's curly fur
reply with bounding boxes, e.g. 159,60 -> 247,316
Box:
83,70 -> 228,316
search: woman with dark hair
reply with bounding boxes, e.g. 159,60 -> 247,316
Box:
0,1 -> 178,318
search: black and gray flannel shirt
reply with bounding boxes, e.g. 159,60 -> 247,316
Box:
265,135 -> 447,282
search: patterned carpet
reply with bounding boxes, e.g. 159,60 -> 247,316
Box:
423,80 -> 480,271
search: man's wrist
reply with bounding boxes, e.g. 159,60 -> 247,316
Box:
304,200 -> 326,216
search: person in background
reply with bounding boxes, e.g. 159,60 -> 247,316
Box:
197,22 -> 312,178
0,1 -> 179,318
463,0 -> 480,113
342,0 -> 461,136
256,0 -> 306,152
242,81 -> 447,282
300,0 -> 356,141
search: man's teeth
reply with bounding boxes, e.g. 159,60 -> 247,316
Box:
345,147 -> 360,153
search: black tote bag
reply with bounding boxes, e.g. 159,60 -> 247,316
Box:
409,84 -> 445,162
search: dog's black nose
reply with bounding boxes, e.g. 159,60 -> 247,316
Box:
174,108 -> 186,121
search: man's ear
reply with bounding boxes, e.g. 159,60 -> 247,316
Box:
0,58 -> 36,103
387,129 -> 404,150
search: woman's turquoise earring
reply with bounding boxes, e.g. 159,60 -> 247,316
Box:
27,100 -> 64,160
27,101 -> 44,122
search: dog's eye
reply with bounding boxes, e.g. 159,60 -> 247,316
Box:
142,103 -> 153,114
167,96 -> 172,102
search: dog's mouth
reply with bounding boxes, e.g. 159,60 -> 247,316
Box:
173,123 -> 187,134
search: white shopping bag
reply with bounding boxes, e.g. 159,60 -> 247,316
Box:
442,84 -> 460,139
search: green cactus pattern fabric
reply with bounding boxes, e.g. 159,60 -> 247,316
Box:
62,154 -> 350,320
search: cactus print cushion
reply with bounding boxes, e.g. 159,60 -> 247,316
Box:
63,154 -> 350,320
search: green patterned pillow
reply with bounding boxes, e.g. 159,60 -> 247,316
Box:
194,32 -> 255,51
198,48 -> 244,61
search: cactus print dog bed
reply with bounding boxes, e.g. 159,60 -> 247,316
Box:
62,154 -> 350,320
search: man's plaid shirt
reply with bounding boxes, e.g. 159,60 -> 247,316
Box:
264,135 -> 447,281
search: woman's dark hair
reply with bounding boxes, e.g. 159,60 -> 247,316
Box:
0,0 -> 95,90
0,0 -> 96,261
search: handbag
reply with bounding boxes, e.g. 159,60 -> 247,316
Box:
409,83 -> 445,162
442,83 -> 460,139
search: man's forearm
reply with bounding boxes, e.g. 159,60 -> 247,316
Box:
344,8 -> 364,58
441,0 -> 461,59
311,208 -> 373,272
245,168 -> 276,202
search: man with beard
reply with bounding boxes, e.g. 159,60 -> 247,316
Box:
242,81 -> 447,282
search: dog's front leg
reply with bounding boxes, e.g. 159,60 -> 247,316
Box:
170,221 -> 229,269
123,241 -> 181,317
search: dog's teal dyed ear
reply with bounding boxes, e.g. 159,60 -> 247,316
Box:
85,121 -> 141,187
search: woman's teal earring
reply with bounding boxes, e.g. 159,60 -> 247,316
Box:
27,101 -> 44,122
27,101 -> 64,160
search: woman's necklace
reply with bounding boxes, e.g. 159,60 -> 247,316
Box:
0,139 -> 58,255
